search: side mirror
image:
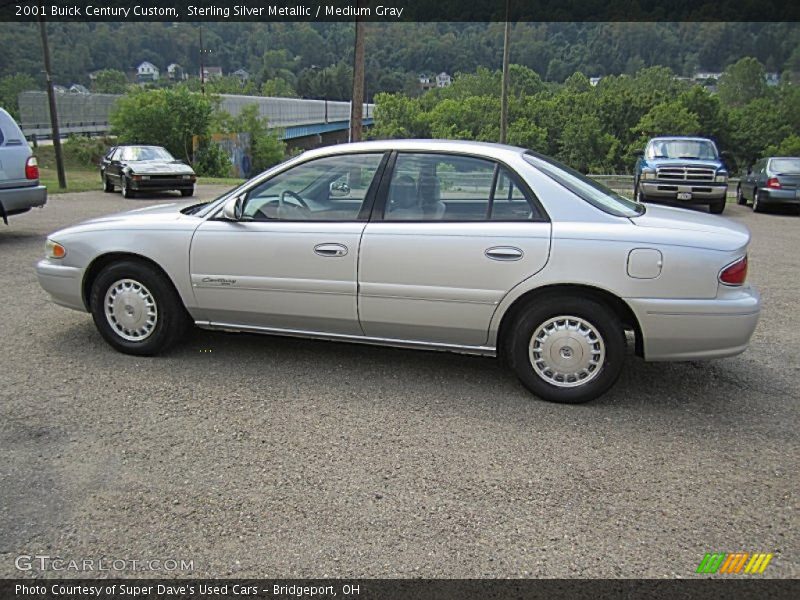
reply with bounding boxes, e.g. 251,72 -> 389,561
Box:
329,181 -> 351,198
633,149 -> 644,157
222,194 -> 244,220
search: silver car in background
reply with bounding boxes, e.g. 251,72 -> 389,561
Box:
36,140 -> 760,403
0,107 -> 46,224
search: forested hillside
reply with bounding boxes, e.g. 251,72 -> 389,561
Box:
1,21 -> 798,98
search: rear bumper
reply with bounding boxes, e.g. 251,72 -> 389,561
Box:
641,181 -> 727,203
760,189 -> 800,205
0,184 -> 47,215
626,287 -> 760,361
35,259 -> 86,312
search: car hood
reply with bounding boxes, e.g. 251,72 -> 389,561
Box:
645,158 -> 723,169
630,203 -> 750,251
126,160 -> 195,175
52,202 -> 203,238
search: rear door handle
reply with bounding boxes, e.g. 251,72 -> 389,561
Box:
485,246 -> 524,261
314,243 -> 348,257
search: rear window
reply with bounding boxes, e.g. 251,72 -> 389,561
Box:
523,151 -> 643,217
770,158 -> 800,174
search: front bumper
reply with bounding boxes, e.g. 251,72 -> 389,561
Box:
35,259 -> 86,312
130,177 -> 195,191
626,286 -> 760,361
641,181 -> 727,203
0,184 -> 47,215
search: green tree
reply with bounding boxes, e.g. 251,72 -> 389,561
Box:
717,57 -> 768,108
0,73 -> 37,120
559,113 -> 619,173
764,134 -> 800,157
223,104 -> 285,174
110,86 -> 217,163
92,69 -> 129,94
260,78 -> 297,98
632,101 -> 701,139
370,92 -> 430,139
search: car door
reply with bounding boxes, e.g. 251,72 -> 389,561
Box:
358,151 -> 551,348
190,152 -> 388,335
105,147 -> 124,183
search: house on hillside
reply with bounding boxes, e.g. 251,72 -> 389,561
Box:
201,66 -> 223,81
167,63 -> 186,81
232,68 -> 250,84
589,76 -> 602,86
136,61 -> 159,83
435,72 -> 452,88
69,84 -> 90,94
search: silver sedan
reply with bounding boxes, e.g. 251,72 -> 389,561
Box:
36,140 -> 760,403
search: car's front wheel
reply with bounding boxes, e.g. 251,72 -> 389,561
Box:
634,183 -> 646,203
89,260 -> 189,355
180,186 -> 194,197
508,297 -> 625,404
121,176 -> 136,198
103,174 -> 114,193
709,199 -> 726,214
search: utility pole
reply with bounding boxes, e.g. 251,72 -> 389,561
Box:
199,25 -> 206,95
349,0 -> 366,142
38,16 -> 66,189
500,0 -> 511,144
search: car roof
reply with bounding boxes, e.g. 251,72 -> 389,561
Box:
299,139 -> 528,162
649,137 -> 714,142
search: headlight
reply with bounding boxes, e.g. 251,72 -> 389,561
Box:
181,174 -> 193,180
715,172 -> 728,183
641,169 -> 656,180
45,239 -> 66,259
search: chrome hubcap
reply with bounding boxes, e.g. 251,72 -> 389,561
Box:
104,279 -> 158,341
529,315 -> 605,388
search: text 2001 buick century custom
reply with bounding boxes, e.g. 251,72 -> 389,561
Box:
36,140 -> 760,403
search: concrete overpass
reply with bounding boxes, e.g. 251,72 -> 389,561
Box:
17,91 -> 374,148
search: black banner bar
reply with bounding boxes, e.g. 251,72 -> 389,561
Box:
1,0 -> 799,22
1,579 -> 799,600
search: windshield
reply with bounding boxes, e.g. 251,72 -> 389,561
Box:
121,146 -> 175,161
646,139 -> 718,160
524,152 -> 644,217
770,158 -> 800,174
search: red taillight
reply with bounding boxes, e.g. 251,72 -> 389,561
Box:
719,256 -> 748,286
25,156 -> 39,180
767,177 -> 781,189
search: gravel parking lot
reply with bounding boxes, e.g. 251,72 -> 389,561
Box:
0,188 -> 797,579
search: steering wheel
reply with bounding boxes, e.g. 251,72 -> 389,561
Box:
279,190 -> 310,213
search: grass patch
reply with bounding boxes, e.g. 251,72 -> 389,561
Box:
39,167 -> 102,194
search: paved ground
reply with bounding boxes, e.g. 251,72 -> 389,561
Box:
0,188 -> 797,579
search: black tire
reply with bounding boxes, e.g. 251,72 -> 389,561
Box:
736,185 -> 746,205
103,175 -> 114,193
634,183 -> 647,203
753,190 -> 765,213
709,199 -> 725,214
507,297 -> 626,404
89,260 -> 190,356
121,176 -> 136,198
180,186 -> 194,197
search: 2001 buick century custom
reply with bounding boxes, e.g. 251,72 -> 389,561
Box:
36,140 -> 760,403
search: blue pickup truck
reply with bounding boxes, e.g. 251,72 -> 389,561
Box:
633,136 -> 729,214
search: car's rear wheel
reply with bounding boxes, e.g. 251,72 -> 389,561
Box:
709,199 -> 725,214
121,176 -> 136,198
508,297 -> 625,404
89,260 -> 189,355
736,185 -> 746,205
753,190 -> 765,213
103,175 -> 114,193
180,186 -> 194,197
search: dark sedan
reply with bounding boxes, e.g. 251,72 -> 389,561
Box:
100,145 -> 197,198
737,156 -> 800,213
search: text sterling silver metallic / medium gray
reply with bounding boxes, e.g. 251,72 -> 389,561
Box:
36,140 -> 760,403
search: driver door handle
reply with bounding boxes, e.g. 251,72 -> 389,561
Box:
314,243 -> 348,257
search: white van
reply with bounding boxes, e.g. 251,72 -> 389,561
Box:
0,107 -> 47,224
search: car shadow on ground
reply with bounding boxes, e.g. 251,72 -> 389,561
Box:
47,320 -> 790,424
